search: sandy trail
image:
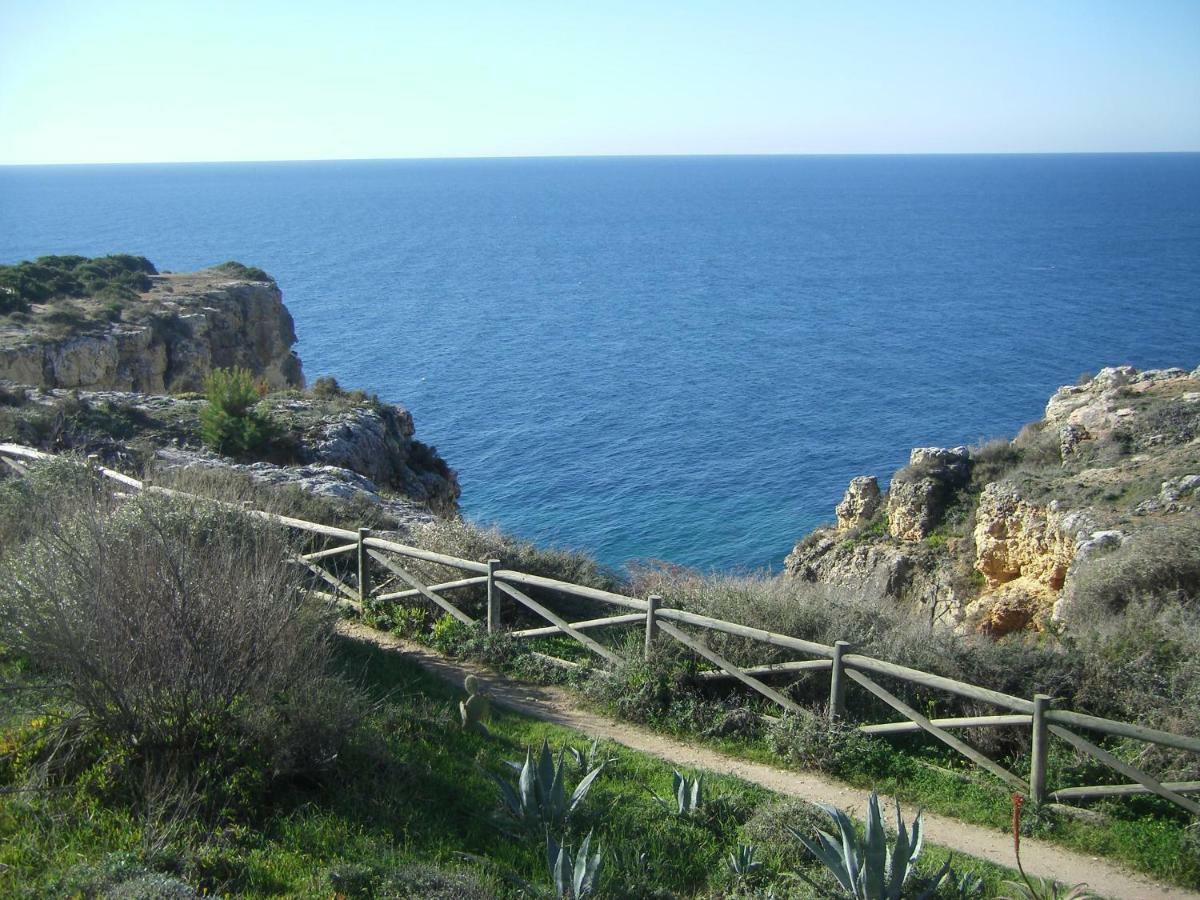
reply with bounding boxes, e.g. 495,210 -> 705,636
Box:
340,622 -> 1198,900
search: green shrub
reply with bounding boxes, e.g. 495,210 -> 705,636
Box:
376,863 -> 497,899
311,375 -> 343,399
199,367 -> 273,457
0,470 -> 363,818
1068,523 -> 1200,618
766,709 -> 889,778
0,254 -> 156,313
210,261 -> 273,283
741,797 -> 831,872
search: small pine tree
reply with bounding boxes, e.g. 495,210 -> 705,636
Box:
200,367 -> 273,456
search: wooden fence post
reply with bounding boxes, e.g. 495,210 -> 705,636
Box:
487,559 -> 500,633
357,528 -> 372,604
1030,693 -> 1052,804
829,640 -> 850,720
644,594 -> 661,661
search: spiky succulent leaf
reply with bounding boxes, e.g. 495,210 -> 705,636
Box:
574,831 -> 603,897
817,802 -> 862,890
568,763 -> 605,814
887,803 -> 911,899
551,848 -> 571,897
910,856 -> 953,900
862,792 -> 887,898
789,826 -> 855,893
537,740 -> 556,800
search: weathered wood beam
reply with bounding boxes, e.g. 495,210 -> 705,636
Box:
511,613 -> 645,639
300,542 -> 359,562
364,536 -> 490,574
494,581 -> 622,665
1050,781 -> 1200,801
1048,724 -> 1200,816
288,554 -> 358,601
375,576 -> 489,602
695,658 -> 834,681
846,669 -> 1029,793
859,714 -> 1032,737
656,619 -> 803,715
367,549 -> 475,626
656,607 -> 835,659
1048,710 -> 1200,754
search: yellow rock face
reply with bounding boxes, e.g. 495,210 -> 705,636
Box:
961,577 -> 1056,636
973,483 -> 1075,592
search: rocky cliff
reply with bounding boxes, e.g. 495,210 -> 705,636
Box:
0,259 -> 459,525
0,269 -> 304,393
784,364 -> 1200,635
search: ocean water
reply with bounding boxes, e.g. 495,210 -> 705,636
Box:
1,155 -> 1198,572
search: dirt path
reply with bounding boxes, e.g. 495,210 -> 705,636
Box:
341,623 -> 1198,900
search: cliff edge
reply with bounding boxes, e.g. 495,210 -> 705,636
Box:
785,365 -> 1200,635
0,256 -> 458,525
0,262 -> 304,393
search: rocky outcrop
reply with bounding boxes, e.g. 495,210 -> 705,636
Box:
784,363 -> 1200,637
783,529 -> 960,623
886,447 -> 970,541
270,397 -> 460,514
0,272 -> 304,393
835,476 -> 881,531
1,384 -> 460,521
972,485 -> 1077,591
153,447 -> 439,532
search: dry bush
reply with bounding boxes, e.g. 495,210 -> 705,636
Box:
399,518 -> 620,623
627,565 -> 1077,750
1065,597 -> 1200,780
1068,522 -> 1200,618
0,463 -> 362,814
149,463 -> 401,532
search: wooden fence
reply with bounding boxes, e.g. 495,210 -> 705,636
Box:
3,442 -> 1198,816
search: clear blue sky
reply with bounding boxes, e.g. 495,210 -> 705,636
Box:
2,0 -> 1198,164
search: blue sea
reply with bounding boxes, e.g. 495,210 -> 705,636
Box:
2,155 -> 1199,571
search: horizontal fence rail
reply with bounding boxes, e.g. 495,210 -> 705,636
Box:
2,441 -> 1198,816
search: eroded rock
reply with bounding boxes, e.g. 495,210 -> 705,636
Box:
835,476 -> 881,531
886,446 -> 970,541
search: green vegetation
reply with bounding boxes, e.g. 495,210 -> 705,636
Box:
374,519 -> 1200,890
199,366 -> 275,457
791,792 -> 951,899
0,254 -> 156,314
211,260 -> 274,282
0,457 -> 1021,897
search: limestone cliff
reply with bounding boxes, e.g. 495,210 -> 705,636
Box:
0,269 -> 304,393
784,364 -> 1200,635
0,260 -> 459,524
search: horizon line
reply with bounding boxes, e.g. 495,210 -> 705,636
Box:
2,149 -> 1200,169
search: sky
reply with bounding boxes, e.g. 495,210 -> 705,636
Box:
1,0 -> 1198,165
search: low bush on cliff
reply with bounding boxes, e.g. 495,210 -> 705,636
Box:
199,367 -> 275,457
0,254 -> 157,314
210,260 -> 273,283
0,462 -> 363,822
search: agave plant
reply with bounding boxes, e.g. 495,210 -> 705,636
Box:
547,830 -> 603,899
788,791 -> 950,900
727,843 -> 762,879
653,769 -> 705,816
567,738 -> 616,775
492,739 -> 605,831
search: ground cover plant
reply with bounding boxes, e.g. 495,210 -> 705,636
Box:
0,458 -> 1017,898
368,519 -> 1200,890
0,254 -> 157,314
